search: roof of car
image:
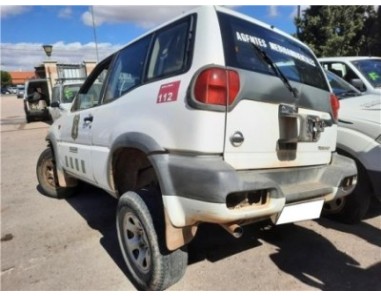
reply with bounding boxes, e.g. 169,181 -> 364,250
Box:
108,6 -> 311,61
318,56 -> 381,62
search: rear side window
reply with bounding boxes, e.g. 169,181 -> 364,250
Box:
218,12 -> 328,91
147,19 -> 192,80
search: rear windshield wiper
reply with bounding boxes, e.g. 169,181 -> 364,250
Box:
251,43 -> 298,98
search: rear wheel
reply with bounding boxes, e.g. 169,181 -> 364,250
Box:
116,189 -> 188,290
324,161 -> 371,224
36,147 -> 78,198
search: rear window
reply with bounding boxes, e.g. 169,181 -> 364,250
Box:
218,12 -> 329,91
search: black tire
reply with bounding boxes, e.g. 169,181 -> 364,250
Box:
26,116 -> 34,123
325,162 -> 371,224
116,189 -> 188,290
36,147 -> 78,198
26,111 -> 32,123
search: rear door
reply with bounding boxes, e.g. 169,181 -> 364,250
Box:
218,12 -> 337,170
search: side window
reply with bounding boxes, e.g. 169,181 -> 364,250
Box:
104,36 -> 151,103
72,60 -> 109,112
147,21 -> 189,80
325,62 -> 359,81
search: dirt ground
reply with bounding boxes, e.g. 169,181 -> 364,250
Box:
1,94 -> 380,291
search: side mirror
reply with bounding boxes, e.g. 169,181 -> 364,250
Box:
50,101 -> 60,108
350,78 -> 366,92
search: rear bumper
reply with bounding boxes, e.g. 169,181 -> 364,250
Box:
151,152 -> 357,227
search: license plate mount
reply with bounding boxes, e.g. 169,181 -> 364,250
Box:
275,198 -> 324,225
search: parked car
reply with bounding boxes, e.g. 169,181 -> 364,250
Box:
319,56 -> 381,95
23,79 -> 51,123
323,70 -> 381,223
16,85 -> 25,98
8,86 -> 17,94
1,87 -> 11,94
35,6 -> 357,290
49,82 -> 83,121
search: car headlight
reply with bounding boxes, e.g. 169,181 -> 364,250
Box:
376,135 -> 381,144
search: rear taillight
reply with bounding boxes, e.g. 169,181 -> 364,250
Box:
330,93 -> 340,121
194,67 -> 240,106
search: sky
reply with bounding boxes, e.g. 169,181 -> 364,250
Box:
0,2 -> 377,72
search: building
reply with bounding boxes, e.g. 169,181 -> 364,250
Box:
35,60 -> 96,85
9,71 -> 37,86
9,61 -> 96,88
10,61 -> 96,99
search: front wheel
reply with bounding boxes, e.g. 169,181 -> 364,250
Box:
36,147 -> 78,198
116,189 -> 188,290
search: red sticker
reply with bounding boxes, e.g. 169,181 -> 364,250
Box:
157,81 -> 180,104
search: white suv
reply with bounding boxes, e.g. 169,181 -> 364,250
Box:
36,6 -> 357,290
319,56 -> 381,95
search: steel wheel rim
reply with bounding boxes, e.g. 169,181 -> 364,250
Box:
123,212 -> 151,274
43,158 -> 57,189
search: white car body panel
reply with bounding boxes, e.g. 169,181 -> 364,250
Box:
224,100 -> 336,169
337,94 -> 381,173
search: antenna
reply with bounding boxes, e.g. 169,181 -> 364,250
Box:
91,6 -> 100,63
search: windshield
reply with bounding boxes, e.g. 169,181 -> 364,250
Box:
326,71 -> 361,100
351,59 -> 381,88
62,85 -> 81,103
218,12 -> 329,91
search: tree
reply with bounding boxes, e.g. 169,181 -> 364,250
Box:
1,70 -> 12,87
295,6 -> 377,57
360,6 -> 381,56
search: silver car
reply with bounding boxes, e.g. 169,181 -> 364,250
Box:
324,70 -> 381,223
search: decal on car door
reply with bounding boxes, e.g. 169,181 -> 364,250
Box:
71,114 -> 80,140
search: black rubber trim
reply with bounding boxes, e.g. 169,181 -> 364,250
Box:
149,152 -> 357,204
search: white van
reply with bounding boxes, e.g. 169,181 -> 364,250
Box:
36,6 -> 357,290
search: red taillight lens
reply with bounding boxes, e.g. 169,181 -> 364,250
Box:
330,93 -> 340,121
194,68 -> 240,106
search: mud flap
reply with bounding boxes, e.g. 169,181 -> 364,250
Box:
272,198 -> 324,225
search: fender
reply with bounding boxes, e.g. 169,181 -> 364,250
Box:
110,132 -> 166,156
107,132 -> 167,192
108,133 -> 197,250
45,132 -> 77,187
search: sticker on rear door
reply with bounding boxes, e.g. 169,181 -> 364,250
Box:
157,81 -> 180,104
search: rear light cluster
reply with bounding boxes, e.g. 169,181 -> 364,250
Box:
330,93 -> 340,121
193,67 -> 240,106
